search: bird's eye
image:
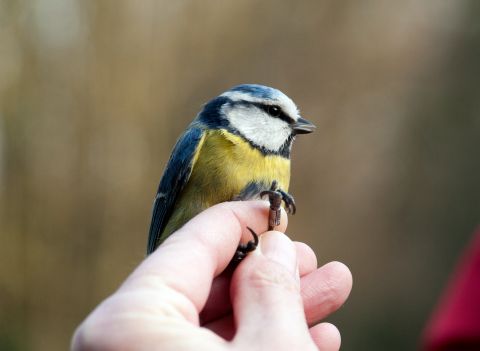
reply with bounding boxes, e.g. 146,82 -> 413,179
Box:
268,105 -> 281,117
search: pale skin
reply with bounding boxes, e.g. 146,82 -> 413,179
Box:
72,201 -> 353,351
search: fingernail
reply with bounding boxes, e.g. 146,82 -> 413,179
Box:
259,233 -> 297,275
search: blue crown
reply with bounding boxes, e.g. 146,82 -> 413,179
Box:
229,84 -> 281,100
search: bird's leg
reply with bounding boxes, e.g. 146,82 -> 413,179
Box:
260,180 -> 296,230
232,227 -> 259,263
230,181 -> 296,264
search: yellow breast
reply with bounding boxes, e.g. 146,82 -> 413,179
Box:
162,129 -> 291,239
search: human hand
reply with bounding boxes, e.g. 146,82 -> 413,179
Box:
72,201 -> 352,351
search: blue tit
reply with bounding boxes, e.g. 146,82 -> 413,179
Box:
146,84 -> 315,255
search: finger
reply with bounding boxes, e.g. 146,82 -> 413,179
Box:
310,323 -> 341,351
231,232 -> 316,349
302,261 -> 352,325
121,201 -> 288,324
203,261 -> 352,336
200,240 -> 317,324
295,241 -> 318,276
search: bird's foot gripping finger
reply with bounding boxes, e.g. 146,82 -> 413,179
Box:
232,227 -> 259,263
277,188 -> 296,215
260,180 -> 296,230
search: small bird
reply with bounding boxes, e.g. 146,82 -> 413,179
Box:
146,84 -> 315,255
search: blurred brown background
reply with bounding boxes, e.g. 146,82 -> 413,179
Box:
1,1 -> 479,350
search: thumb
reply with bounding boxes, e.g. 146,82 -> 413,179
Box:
230,231 -> 317,351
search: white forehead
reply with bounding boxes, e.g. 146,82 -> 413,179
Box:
220,90 -> 299,121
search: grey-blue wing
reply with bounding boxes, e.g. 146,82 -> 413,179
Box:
146,127 -> 205,254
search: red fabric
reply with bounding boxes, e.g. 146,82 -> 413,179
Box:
423,227 -> 480,351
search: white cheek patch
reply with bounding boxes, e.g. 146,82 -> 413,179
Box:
224,105 -> 291,152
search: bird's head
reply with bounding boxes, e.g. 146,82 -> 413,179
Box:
198,84 -> 315,157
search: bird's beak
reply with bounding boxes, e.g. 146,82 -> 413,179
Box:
292,117 -> 316,134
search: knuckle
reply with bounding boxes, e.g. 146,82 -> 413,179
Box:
319,273 -> 347,312
246,261 -> 299,293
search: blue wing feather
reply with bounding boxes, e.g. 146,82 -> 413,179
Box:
146,127 -> 205,254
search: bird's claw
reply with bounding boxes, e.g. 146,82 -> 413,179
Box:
232,227 -> 259,263
278,189 -> 296,215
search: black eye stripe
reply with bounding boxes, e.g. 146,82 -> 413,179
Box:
229,100 -> 295,123
251,102 -> 294,123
